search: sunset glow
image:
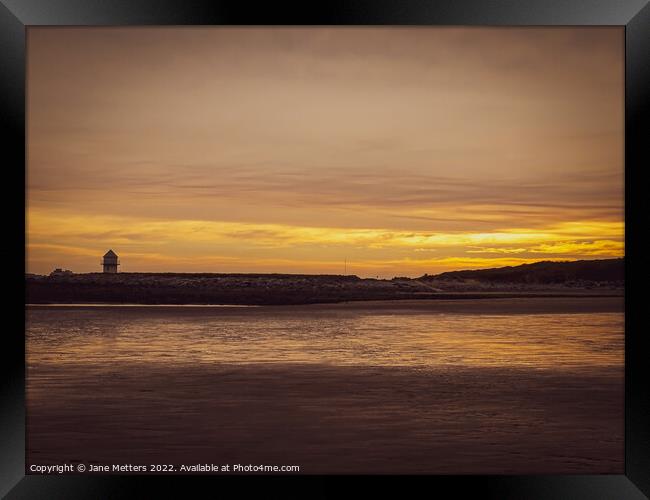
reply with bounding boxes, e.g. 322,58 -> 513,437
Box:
27,27 -> 624,277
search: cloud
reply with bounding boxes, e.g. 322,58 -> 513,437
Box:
26,27 -> 624,276
27,209 -> 624,276
529,240 -> 624,256
466,247 -> 529,254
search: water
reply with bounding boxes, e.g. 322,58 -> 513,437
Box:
27,306 -> 622,370
26,298 -> 624,474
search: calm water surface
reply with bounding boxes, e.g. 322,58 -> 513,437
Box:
26,299 -> 624,474
27,305 -> 623,370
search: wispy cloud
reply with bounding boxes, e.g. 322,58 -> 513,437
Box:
27,27 -> 623,276
27,209 -> 624,276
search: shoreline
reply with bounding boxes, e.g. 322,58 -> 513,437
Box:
27,269 -> 623,306
27,296 -> 624,315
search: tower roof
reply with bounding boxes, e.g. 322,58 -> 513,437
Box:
103,249 -> 118,257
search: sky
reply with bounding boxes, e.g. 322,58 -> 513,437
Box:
27,27 -> 624,277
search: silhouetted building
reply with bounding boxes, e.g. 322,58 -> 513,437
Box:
49,268 -> 73,277
102,249 -> 120,273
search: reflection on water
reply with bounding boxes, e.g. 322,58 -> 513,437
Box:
27,306 -> 623,370
26,300 -> 624,473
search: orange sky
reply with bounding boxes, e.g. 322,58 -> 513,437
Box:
27,27 -> 624,277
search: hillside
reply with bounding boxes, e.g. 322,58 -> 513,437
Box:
421,258 -> 624,285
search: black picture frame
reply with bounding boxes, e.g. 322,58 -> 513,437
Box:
2,1 -> 648,498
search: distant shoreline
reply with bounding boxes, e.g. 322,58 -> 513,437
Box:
25,290 -> 623,307
26,303 -> 261,308
26,259 -> 623,306
26,296 -> 624,316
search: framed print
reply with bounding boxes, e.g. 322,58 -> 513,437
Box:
1,1 -> 649,498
